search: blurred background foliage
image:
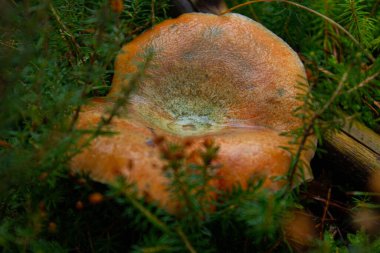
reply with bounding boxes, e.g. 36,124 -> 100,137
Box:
0,0 -> 379,252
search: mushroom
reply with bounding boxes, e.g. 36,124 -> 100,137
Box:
71,13 -> 316,212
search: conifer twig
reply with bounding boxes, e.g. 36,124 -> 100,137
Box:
306,195 -> 351,213
220,0 -> 376,62
175,227 -> 197,253
346,71 -> 380,94
151,0 -> 156,25
320,187 -> 331,239
127,196 -> 171,233
49,3 -> 82,61
287,71 -> 348,190
123,186 -> 198,253
300,55 -> 335,78
51,0 -> 99,131
0,40 -> 16,49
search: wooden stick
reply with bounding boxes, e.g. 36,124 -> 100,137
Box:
323,120 -> 380,185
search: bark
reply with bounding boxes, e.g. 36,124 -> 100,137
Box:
323,120 -> 380,186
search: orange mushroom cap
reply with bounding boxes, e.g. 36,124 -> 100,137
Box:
71,13 -> 316,213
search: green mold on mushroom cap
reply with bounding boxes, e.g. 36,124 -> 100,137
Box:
129,62 -> 245,136
112,13 -> 308,137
